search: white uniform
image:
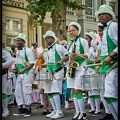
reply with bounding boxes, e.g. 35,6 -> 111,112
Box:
14,46 -> 35,105
44,44 -> 68,94
101,21 -> 118,99
86,47 -> 100,96
2,49 -> 13,94
67,37 -> 89,89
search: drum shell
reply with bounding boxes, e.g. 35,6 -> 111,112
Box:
81,74 -> 105,91
36,72 -> 53,81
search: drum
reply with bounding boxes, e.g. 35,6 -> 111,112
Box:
36,72 -> 53,81
81,74 -> 105,91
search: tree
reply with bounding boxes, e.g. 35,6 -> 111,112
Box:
25,0 -> 88,40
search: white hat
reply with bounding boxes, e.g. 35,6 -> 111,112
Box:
85,31 -> 96,41
43,31 -> 57,41
68,22 -> 81,35
5,46 -> 12,53
15,33 -> 27,42
95,4 -> 116,21
97,23 -> 103,27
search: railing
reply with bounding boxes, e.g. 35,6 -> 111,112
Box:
78,14 -> 96,22
2,0 -> 27,8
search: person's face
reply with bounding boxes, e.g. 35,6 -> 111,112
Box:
68,26 -> 79,37
98,27 -> 103,38
16,38 -> 25,48
84,35 -> 92,46
45,36 -> 54,46
98,13 -> 112,24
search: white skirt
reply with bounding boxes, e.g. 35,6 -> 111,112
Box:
44,68 -> 64,94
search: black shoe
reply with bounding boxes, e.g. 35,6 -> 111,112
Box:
9,103 -> 15,108
13,108 -> 26,116
98,113 -> 113,120
41,111 -> 49,115
88,110 -> 95,114
24,106 -> 31,117
36,104 -> 43,109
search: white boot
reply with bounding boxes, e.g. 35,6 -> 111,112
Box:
65,101 -> 69,109
2,109 -> 9,117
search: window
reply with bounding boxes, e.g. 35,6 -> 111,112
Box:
85,0 -> 95,15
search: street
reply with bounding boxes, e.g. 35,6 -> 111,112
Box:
2,102 -> 113,120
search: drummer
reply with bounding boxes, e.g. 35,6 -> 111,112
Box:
84,31 -> 101,116
95,4 -> 118,120
41,30 -> 69,119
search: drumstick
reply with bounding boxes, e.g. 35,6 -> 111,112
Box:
75,54 -> 93,62
86,63 -> 103,67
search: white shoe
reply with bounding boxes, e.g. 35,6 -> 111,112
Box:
65,101 -> 69,109
46,111 -> 56,118
72,112 -> 80,120
2,109 -> 9,117
51,112 -> 64,119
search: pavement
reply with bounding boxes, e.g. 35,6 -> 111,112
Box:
2,102 -> 113,120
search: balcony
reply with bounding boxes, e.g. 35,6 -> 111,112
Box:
2,0 -> 27,8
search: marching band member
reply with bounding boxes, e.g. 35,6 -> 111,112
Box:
41,31 -> 69,119
84,31 -> 101,116
95,4 -> 118,120
2,48 -> 13,117
13,33 -> 35,117
97,23 -> 113,120
67,22 -> 89,120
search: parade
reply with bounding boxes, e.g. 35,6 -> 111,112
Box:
2,0 -> 118,120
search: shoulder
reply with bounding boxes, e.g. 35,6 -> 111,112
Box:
109,22 -> 118,29
79,37 -> 88,44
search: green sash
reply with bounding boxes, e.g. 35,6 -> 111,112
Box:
17,47 -> 30,74
46,45 -> 64,72
86,60 -> 96,69
98,21 -> 118,74
74,37 -> 84,66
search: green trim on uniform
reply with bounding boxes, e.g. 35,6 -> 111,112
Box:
52,93 -> 59,97
48,94 -> 53,98
40,92 -> 43,94
2,94 -> 8,100
76,93 -> 84,100
73,93 -> 77,98
94,95 -> 100,99
88,96 -> 94,98
34,88 -> 38,90
105,98 -> 111,104
12,89 -> 15,93
110,98 -> 117,103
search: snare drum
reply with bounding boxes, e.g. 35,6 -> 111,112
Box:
81,74 -> 105,91
36,72 -> 53,81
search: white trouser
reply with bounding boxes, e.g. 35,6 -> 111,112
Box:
14,71 -> 34,106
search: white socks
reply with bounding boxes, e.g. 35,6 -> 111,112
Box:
101,97 -> 111,114
40,93 -> 44,105
49,97 -> 56,112
53,94 -> 62,113
95,98 -> 101,112
34,90 -> 38,102
74,97 -> 80,113
2,98 -> 8,111
89,98 -> 95,111
78,98 -> 86,113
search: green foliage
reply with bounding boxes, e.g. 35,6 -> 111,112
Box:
25,0 -> 88,26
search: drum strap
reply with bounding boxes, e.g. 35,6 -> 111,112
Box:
105,61 -> 118,74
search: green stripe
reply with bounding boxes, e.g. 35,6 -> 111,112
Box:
2,94 -> 8,100
88,96 -> 94,98
48,94 -> 53,98
40,92 -> 43,94
12,89 -> 15,92
110,98 -> 117,103
105,98 -> 111,104
34,88 -> 38,90
52,93 -> 59,97
76,93 -> 84,100
94,95 -> 100,99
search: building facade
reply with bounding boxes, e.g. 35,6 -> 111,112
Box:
2,0 -> 118,48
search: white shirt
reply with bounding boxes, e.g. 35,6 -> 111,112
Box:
2,49 -> 13,69
16,46 -> 35,65
101,21 -> 118,56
